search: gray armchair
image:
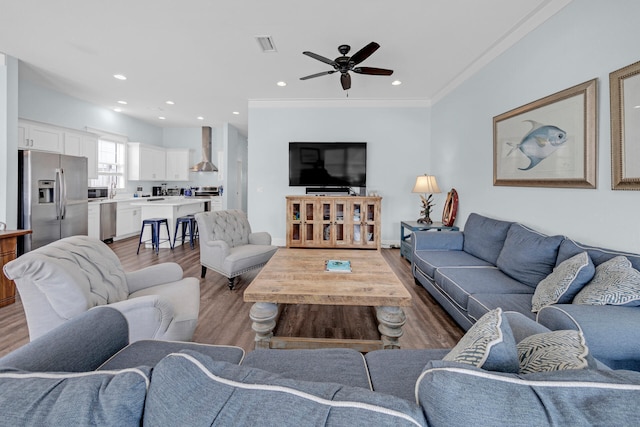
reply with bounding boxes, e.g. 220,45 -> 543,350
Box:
3,235 -> 200,342
195,210 -> 277,289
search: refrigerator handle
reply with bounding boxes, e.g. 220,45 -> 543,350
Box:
55,168 -> 62,220
60,168 -> 67,220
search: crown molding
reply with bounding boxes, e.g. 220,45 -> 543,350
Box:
248,99 -> 430,109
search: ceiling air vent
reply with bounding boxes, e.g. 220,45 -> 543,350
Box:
255,35 -> 277,53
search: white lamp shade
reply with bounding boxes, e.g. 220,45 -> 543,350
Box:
412,175 -> 441,194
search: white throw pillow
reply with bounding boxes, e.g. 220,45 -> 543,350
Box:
531,252 -> 594,312
573,256 -> 640,306
517,330 -> 591,374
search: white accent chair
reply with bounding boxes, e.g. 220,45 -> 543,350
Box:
3,235 -> 200,342
195,210 -> 277,289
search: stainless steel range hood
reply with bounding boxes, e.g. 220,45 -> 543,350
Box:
191,126 -> 218,172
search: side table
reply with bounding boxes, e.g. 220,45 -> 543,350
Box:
400,221 -> 459,262
0,229 -> 32,307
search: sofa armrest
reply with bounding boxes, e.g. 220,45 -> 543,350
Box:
249,232 -> 272,245
0,307 -> 128,372
108,295 -> 174,342
504,311 -> 551,343
413,230 -> 464,251
537,304 -> 640,370
125,263 -> 184,293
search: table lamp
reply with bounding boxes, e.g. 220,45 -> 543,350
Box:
412,174 -> 441,224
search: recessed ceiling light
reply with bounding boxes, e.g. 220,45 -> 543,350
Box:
158,116 -> 166,120
165,101 -> 175,105
277,81 -> 287,87
117,100 -> 127,105
391,80 -> 402,86
113,74 -> 127,80
232,111 -> 240,115
113,107 -> 122,112
197,116 -> 204,120
634,105 -> 640,109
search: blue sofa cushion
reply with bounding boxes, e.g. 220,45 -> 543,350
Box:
443,308 -> 519,373
435,267 -> 533,312
413,250 -> 493,281
365,348 -> 451,402
242,348 -> 372,390
517,330 -> 593,374
0,367 -> 150,426
416,359 -> 640,426
98,340 -> 245,370
531,251 -> 595,312
467,293 -> 535,322
557,238 -> 640,270
462,213 -> 513,265
496,224 -> 564,288
573,256 -> 640,307
144,350 -> 427,426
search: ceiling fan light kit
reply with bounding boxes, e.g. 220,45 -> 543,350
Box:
300,41 -> 394,91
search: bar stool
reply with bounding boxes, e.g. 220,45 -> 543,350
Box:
137,218 -> 173,254
174,214 -> 198,249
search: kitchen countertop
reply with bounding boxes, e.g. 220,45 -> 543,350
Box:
130,197 -> 207,207
88,196 -> 220,205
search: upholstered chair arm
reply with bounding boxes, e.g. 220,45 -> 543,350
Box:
107,295 -> 174,342
249,232 -> 272,245
125,263 -> 185,293
199,240 -> 231,270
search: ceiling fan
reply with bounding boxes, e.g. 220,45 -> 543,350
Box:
300,42 -> 394,91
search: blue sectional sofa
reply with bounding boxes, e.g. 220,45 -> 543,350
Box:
412,213 -> 640,370
2,306 -> 640,426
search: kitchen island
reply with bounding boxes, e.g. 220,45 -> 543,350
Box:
131,198 -> 205,248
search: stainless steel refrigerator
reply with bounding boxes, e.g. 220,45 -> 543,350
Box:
18,150 -> 88,254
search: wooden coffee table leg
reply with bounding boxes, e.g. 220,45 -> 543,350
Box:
249,302 -> 278,349
376,306 -> 406,349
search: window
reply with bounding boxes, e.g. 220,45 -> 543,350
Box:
87,129 -> 127,189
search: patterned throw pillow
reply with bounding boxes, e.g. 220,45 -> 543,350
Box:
573,256 -> 640,306
531,252 -> 595,312
443,308 -> 519,373
517,330 -> 590,374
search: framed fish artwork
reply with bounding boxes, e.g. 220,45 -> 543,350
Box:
493,78 -> 597,188
610,60 -> 640,190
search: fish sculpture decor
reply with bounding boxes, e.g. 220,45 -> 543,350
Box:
506,120 -> 567,170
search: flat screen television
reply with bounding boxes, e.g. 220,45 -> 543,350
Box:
289,142 -> 367,188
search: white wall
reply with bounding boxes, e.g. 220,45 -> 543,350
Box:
0,54 -> 19,228
431,0 -> 640,253
248,100 -> 430,246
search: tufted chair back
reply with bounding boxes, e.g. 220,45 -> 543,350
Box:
195,209 -> 277,289
201,210 -> 252,248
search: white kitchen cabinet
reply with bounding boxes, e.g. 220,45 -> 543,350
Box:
165,149 -> 190,181
115,201 -> 141,239
210,196 -> 223,211
88,202 -> 100,239
18,120 -> 63,153
128,142 -> 166,181
64,131 -> 99,179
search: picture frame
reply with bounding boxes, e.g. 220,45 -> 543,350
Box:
610,60 -> 640,190
493,79 -> 597,188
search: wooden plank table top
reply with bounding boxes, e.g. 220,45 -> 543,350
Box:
244,248 -> 412,307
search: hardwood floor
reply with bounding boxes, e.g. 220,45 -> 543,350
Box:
0,237 -> 463,357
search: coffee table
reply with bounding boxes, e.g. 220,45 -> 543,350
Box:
243,248 -> 412,351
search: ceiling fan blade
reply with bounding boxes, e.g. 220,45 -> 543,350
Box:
353,67 -> 394,76
341,73 -> 351,91
303,51 -> 337,67
300,70 -> 336,80
349,42 -> 380,65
